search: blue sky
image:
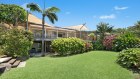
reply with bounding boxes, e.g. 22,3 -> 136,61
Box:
0,0 -> 140,30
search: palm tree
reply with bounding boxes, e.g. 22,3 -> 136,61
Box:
97,22 -> 113,42
27,3 -> 60,56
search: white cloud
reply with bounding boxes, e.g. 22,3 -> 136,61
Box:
114,6 -> 128,10
99,14 -> 116,19
65,12 -> 71,15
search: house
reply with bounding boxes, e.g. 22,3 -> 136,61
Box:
2,14 -> 91,53
65,24 -> 90,40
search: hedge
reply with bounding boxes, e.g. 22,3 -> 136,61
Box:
51,37 -> 86,55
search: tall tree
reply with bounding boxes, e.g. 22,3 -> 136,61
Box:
128,21 -> 140,37
112,28 -> 127,35
134,21 -> 140,30
96,22 -> 113,42
27,3 -> 60,56
0,4 -> 26,27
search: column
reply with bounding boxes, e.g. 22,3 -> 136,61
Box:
75,31 -> 77,37
57,29 -> 58,38
80,30 -> 81,38
45,42 -> 46,53
67,31 -> 68,38
45,27 -> 46,38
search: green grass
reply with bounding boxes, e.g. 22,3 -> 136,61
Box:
0,51 -> 134,79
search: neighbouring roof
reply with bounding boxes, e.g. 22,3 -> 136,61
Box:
28,14 -> 53,27
65,24 -> 89,31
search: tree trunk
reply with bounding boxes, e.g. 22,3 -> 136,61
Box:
13,17 -> 18,27
26,10 -> 29,31
42,14 -> 45,56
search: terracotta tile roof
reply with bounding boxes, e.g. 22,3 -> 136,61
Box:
28,14 -> 87,31
28,14 -> 53,27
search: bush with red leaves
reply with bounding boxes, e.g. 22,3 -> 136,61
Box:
103,35 -> 117,50
85,42 -> 93,52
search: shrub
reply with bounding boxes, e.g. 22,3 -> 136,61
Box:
0,47 -> 4,55
85,41 -> 93,51
51,37 -> 86,55
3,28 -> 33,57
88,33 -> 95,40
117,48 -> 140,69
103,35 -> 116,50
92,40 -> 104,50
0,26 -> 6,45
0,26 -> 7,55
113,33 -> 140,51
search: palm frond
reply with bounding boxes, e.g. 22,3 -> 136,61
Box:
46,14 -> 55,24
27,3 -> 42,12
45,7 -> 60,13
49,13 -> 58,21
44,7 -> 60,24
97,22 -> 113,33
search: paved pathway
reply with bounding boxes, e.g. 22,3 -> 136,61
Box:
17,61 -> 26,68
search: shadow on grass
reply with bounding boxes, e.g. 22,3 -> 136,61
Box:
117,62 -> 140,79
47,50 -> 118,58
48,51 -> 92,58
117,62 -> 140,73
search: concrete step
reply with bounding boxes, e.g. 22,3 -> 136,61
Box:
0,65 -> 6,73
8,59 -> 16,64
0,63 -> 11,72
0,55 -> 7,58
0,57 -> 12,63
12,60 -> 21,68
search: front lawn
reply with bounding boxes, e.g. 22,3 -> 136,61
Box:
0,51 -> 134,79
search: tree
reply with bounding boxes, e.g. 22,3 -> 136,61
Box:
27,3 -> 60,56
112,28 -> 128,35
135,21 -> 140,30
96,22 -> 113,42
128,21 -> 140,37
1,28 -> 33,57
0,4 -> 26,27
